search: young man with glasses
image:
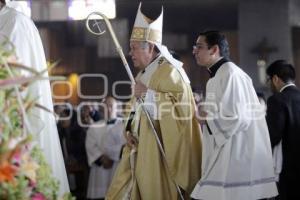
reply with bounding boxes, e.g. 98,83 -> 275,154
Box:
191,31 -> 278,200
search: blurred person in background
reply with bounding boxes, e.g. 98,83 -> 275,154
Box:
85,97 -> 125,200
266,60 -> 300,200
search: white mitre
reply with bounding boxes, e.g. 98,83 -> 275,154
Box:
130,2 -> 163,45
131,2 -> 190,83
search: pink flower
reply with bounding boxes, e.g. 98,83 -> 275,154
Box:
28,179 -> 36,188
31,193 -> 46,200
12,151 -> 21,166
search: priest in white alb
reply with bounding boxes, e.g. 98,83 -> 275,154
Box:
85,97 -> 126,199
191,30 -> 278,200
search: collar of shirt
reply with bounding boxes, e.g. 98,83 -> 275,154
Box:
207,57 -> 229,78
141,53 -> 161,74
137,54 -> 162,86
279,83 -> 296,93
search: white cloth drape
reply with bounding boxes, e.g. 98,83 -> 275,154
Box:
273,141 -> 283,181
0,6 -> 69,195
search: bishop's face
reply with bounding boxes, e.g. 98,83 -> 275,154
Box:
129,41 -> 154,70
192,36 -> 214,68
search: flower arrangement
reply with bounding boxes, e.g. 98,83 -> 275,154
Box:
0,41 -> 74,200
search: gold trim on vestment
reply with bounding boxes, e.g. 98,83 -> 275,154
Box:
130,27 -> 162,44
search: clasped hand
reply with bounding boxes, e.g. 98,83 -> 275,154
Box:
125,131 -> 138,149
132,81 -> 147,98
95,155 -> 113,169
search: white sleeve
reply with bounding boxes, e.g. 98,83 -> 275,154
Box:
273,141 -> 282,179
85,127 -> 103,166
105,123 -> 126,161
206,72 -> 251,147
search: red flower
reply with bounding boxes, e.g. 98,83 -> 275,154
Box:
0,161 -> 17,183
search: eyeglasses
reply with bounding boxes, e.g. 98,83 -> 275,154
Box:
266,76 -> 272,83
193,44 -> 208,50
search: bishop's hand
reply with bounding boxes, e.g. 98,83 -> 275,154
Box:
125,131 -> 138,149
132,81 -> 147,98
196,110 -> 208,125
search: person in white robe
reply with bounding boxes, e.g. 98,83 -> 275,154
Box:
85,97 -> 126,199
0,0 -> 69,195
191,30 -> 278,200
